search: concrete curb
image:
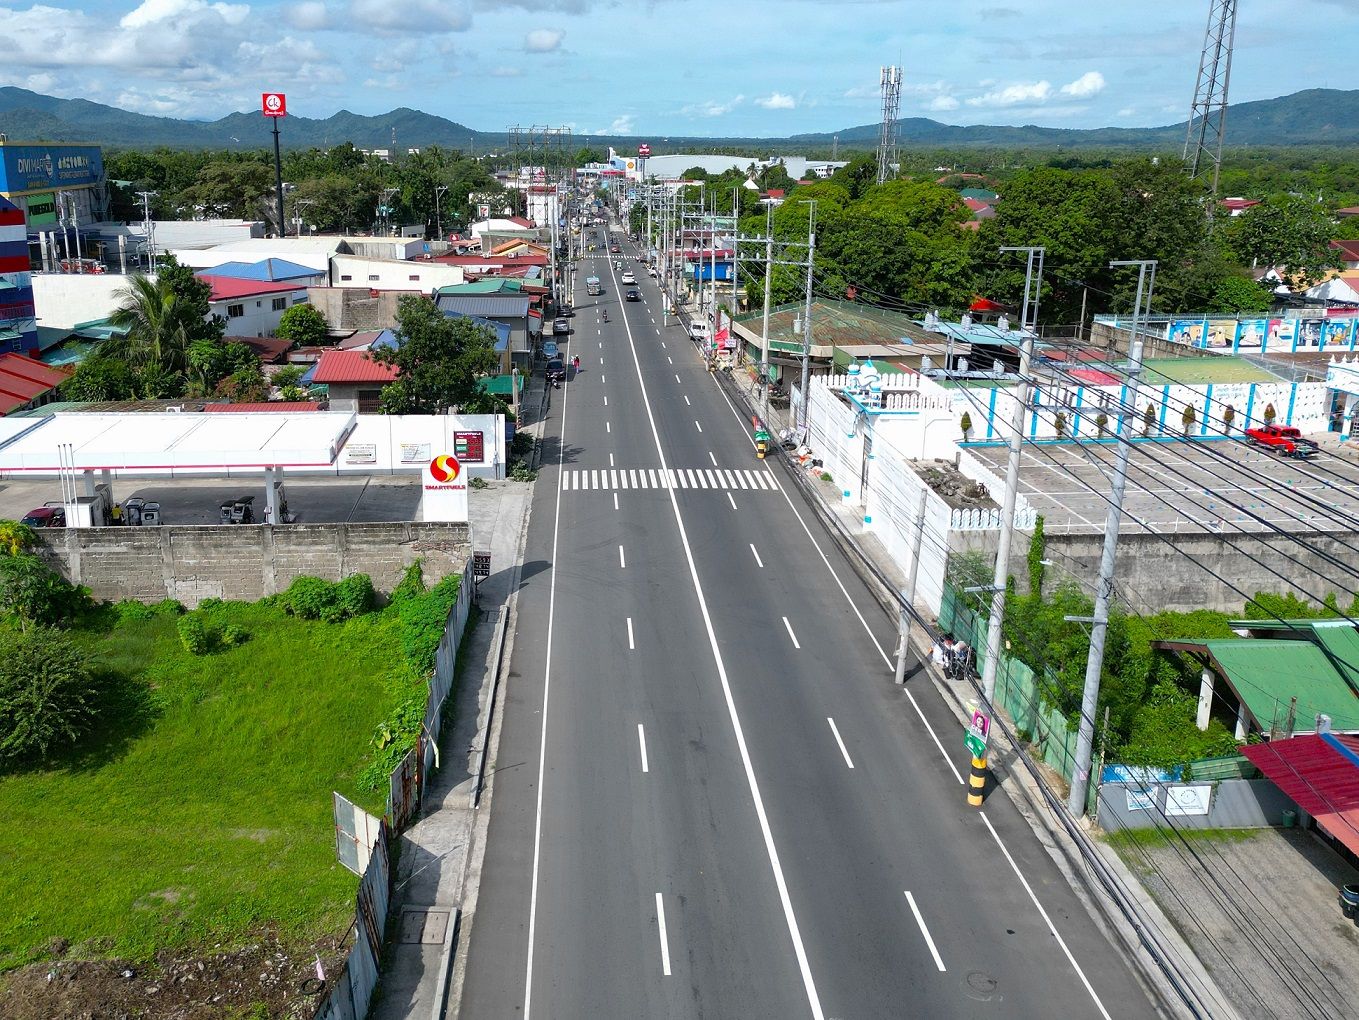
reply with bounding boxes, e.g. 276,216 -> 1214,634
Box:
468,607 -> 509,809
715,368 -> 1237,1020
429,907 -> 461,1020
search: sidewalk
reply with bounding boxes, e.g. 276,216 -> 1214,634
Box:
368,383 -> 541,1020
721,364 -> 1237,1019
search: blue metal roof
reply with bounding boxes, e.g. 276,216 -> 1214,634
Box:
434,294 -> 531,318
203,258 -> 321,282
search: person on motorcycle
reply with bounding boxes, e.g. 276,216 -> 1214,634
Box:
602,308 -> 608,322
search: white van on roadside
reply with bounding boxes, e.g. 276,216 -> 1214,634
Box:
687,320 -> 710,341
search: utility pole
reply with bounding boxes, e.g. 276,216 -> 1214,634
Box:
1067,259 -> 1156,818
798,199 -> 817,430
895,488 -> 929,684
435,184 -> 448,240
979,246 -> 1044,702
761,202 -> 774,412
136,191 -> 157,270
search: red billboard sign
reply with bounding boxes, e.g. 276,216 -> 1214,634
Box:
638,143 -> 651,157
262,93 -> 287,117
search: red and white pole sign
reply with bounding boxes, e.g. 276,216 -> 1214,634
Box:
262,92 -> 287,117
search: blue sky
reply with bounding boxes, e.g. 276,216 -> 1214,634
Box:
1,0 -> 1355,136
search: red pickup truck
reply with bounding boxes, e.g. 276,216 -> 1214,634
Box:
1244,424 -> 1317,458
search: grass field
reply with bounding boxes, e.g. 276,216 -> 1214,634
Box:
0,601 -> 409,972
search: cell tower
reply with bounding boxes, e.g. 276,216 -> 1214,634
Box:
1183,0 -> 1237,197
876,66 -> 901,185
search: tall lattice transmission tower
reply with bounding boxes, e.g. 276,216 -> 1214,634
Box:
876,66 -> 902,185
1183,0 -> 1237,197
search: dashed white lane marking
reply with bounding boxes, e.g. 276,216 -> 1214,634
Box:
782,616 -> 801,649
606,422 -> 611,433
728,493 -> 738,510
709,451 -> 718,466
750,543 -> 764,568
609,453 -> 615,467
684,395 -> 691,405
675,374 -> 682,384
904,892 -> 945,972
827,717 -> 854,769
638,723 -> 649,773
655,893 -> 672,977
613,492 -> 619,511
694,420 -> 703,433
619,545 -> 626,569
627,617 -> 635,650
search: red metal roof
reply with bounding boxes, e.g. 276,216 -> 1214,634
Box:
1243,734 -> 1359,858
968,297 -> 1008,313
1219,198 -> 1262,211
309,350 -> 400,385
0,353 -> 71,415
431,254 -> 549,268
202,401 -> 321,412
198,275 -> 308,301
1067,367 -> 1123,386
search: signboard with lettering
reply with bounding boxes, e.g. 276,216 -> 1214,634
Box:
473,551 -> 492,577
0,146 -> 104,195
344,443 -> 377,465
25,193 -> 56,226
400,442 -> 432,464
453,431 -> 485,463
964,710 -> 990,759
422,454 -> 468,522
262,92 -> 287,117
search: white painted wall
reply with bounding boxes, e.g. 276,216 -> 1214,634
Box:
340,414 -> 506,480
211,290 -> 308,338
33,272 -> 147,329
331,254 -> 465,293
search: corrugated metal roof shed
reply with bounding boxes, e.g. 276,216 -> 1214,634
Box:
433,294 -> 531,318
1208,639 -> 1359,732
307,350 -> 399,385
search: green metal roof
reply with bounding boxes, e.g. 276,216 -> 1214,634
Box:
437,279 -> 526,296
1206,639 -> 1359,731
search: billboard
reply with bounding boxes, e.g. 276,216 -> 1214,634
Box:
0,145 -> 103,195
25,192 -> 56,225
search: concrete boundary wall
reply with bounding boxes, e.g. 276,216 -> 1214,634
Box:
38,522 -> 472,606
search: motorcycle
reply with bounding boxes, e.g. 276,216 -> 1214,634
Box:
602,309 -> 609,322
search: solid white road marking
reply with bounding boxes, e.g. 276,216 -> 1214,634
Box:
980,812 -> 1111,1018
782,616 -> 801,649
904,892 -> 946,972
728,493 -> 738,510
827,717 -> 854,768
709,451 -> 718,466
694,420 -> 703,433
627,617 -> 635,650
655,893 -> 672,977
612,257 -> 826,1019
638,723 -> 649,773
750,543 -> 764,568
619,545 -> 626,569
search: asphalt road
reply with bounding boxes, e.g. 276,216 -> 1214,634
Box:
459,223 -> 1159,1019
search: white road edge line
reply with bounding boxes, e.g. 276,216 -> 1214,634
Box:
704,375 -> 965,784
903,891 -> 946,972
750,543 -> 764,568
609,254 -> 825,1019
979,811 -> 1112,1019
627,616 -> 635,650
827,717 -> 854,768
655,893 -> 672,977
619,545 -> 626,569
638,723 -> 649,773
522,313 -> 573,1020
782,616 -> 801,649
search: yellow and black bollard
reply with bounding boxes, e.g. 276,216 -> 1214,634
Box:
756,438 -> 768,459
968,756 -> 987,807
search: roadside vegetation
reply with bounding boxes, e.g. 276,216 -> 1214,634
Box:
946,521 -> 1355,770
0,523 -> 459,975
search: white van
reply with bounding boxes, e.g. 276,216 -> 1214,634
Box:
688,320 -> 710,341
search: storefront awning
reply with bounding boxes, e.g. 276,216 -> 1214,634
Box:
1242,733 -> 1359,858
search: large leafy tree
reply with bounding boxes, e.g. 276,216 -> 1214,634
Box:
276,303 -> 330,346
1223,194 -> 1343,289
372,296 -> 498,413
65,358 -> 136,401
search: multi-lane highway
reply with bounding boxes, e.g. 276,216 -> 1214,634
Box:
459,223 -> 1159,1018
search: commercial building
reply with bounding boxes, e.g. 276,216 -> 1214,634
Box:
0,140 -> 106,232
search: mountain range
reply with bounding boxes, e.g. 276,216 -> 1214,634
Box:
1,86 -> 1357,152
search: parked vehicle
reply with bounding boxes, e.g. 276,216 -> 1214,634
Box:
543,340 -> 560,359
647,266 -> 657,277
620,271 -> 636,285
553,318 -> 570,335
626,288 -> 641,301
1245,424 -> 1317,458
21,504 -> 65,528
546,357 -> 566,384
688,321 -> 710,341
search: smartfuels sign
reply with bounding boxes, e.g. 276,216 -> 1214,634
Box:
422,454 -> 469,522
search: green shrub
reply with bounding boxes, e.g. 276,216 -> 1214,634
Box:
390,561 -> 426,605
397,575 -> 461,675
0,519 -> 37,557
469,476 -> 488,490
356,667 -> 427,793
115,599 -> 156,622
511,463 -> 538,482
0,628 -> 100,767
152,599 -> 185,617
221,624 -> 249,648
332,574 -> 375,622
0,553 -> 91,628
176,615 -> 210,655
281,574 -> 375,623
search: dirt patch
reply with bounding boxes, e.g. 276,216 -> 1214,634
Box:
0,930 -> 346,1020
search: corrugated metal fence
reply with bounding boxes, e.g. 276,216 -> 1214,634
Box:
312,557 -> 473,1020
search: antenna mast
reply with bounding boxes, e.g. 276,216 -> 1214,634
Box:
1184,0 -> 1237,198
876,66 -> 902,185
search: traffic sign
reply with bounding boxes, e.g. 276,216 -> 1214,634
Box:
262,92 -> 287,118
964,709 -> 990,759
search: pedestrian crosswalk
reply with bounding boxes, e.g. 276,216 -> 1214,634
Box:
560,467 -> 778,492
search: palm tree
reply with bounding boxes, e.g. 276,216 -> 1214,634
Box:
105,274 -> 191,376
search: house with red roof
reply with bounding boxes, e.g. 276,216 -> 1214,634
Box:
1218,197 -> 1262,216
196,273 -> 310,337
1331,239 -> 1359,271
300,349 -> 399,413
0,352 -> 70,416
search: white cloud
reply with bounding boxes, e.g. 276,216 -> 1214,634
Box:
966,80 -> 1052,107
120,0 -> 248,30
1060,70 -> 1106,99
928,95 -> 960,111
755,92 -> 795,110
286,1 -> 330,30
1117,106 -> 1136,117
525,28 -> 563,52
682,95 -> 744,117
348,0 -> 470,33
596,114 -> 635,134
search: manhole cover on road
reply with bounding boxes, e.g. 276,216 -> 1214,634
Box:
398,908 -> 450,944
965,971 -> 999,1001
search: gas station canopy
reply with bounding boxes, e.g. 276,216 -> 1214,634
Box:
0,411 -> 357,475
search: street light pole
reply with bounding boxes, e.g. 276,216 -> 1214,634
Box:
760,202 -> 774,413
797,199 -> 817,430
1067,259 -> 1156,819
435,184 -> 448,240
